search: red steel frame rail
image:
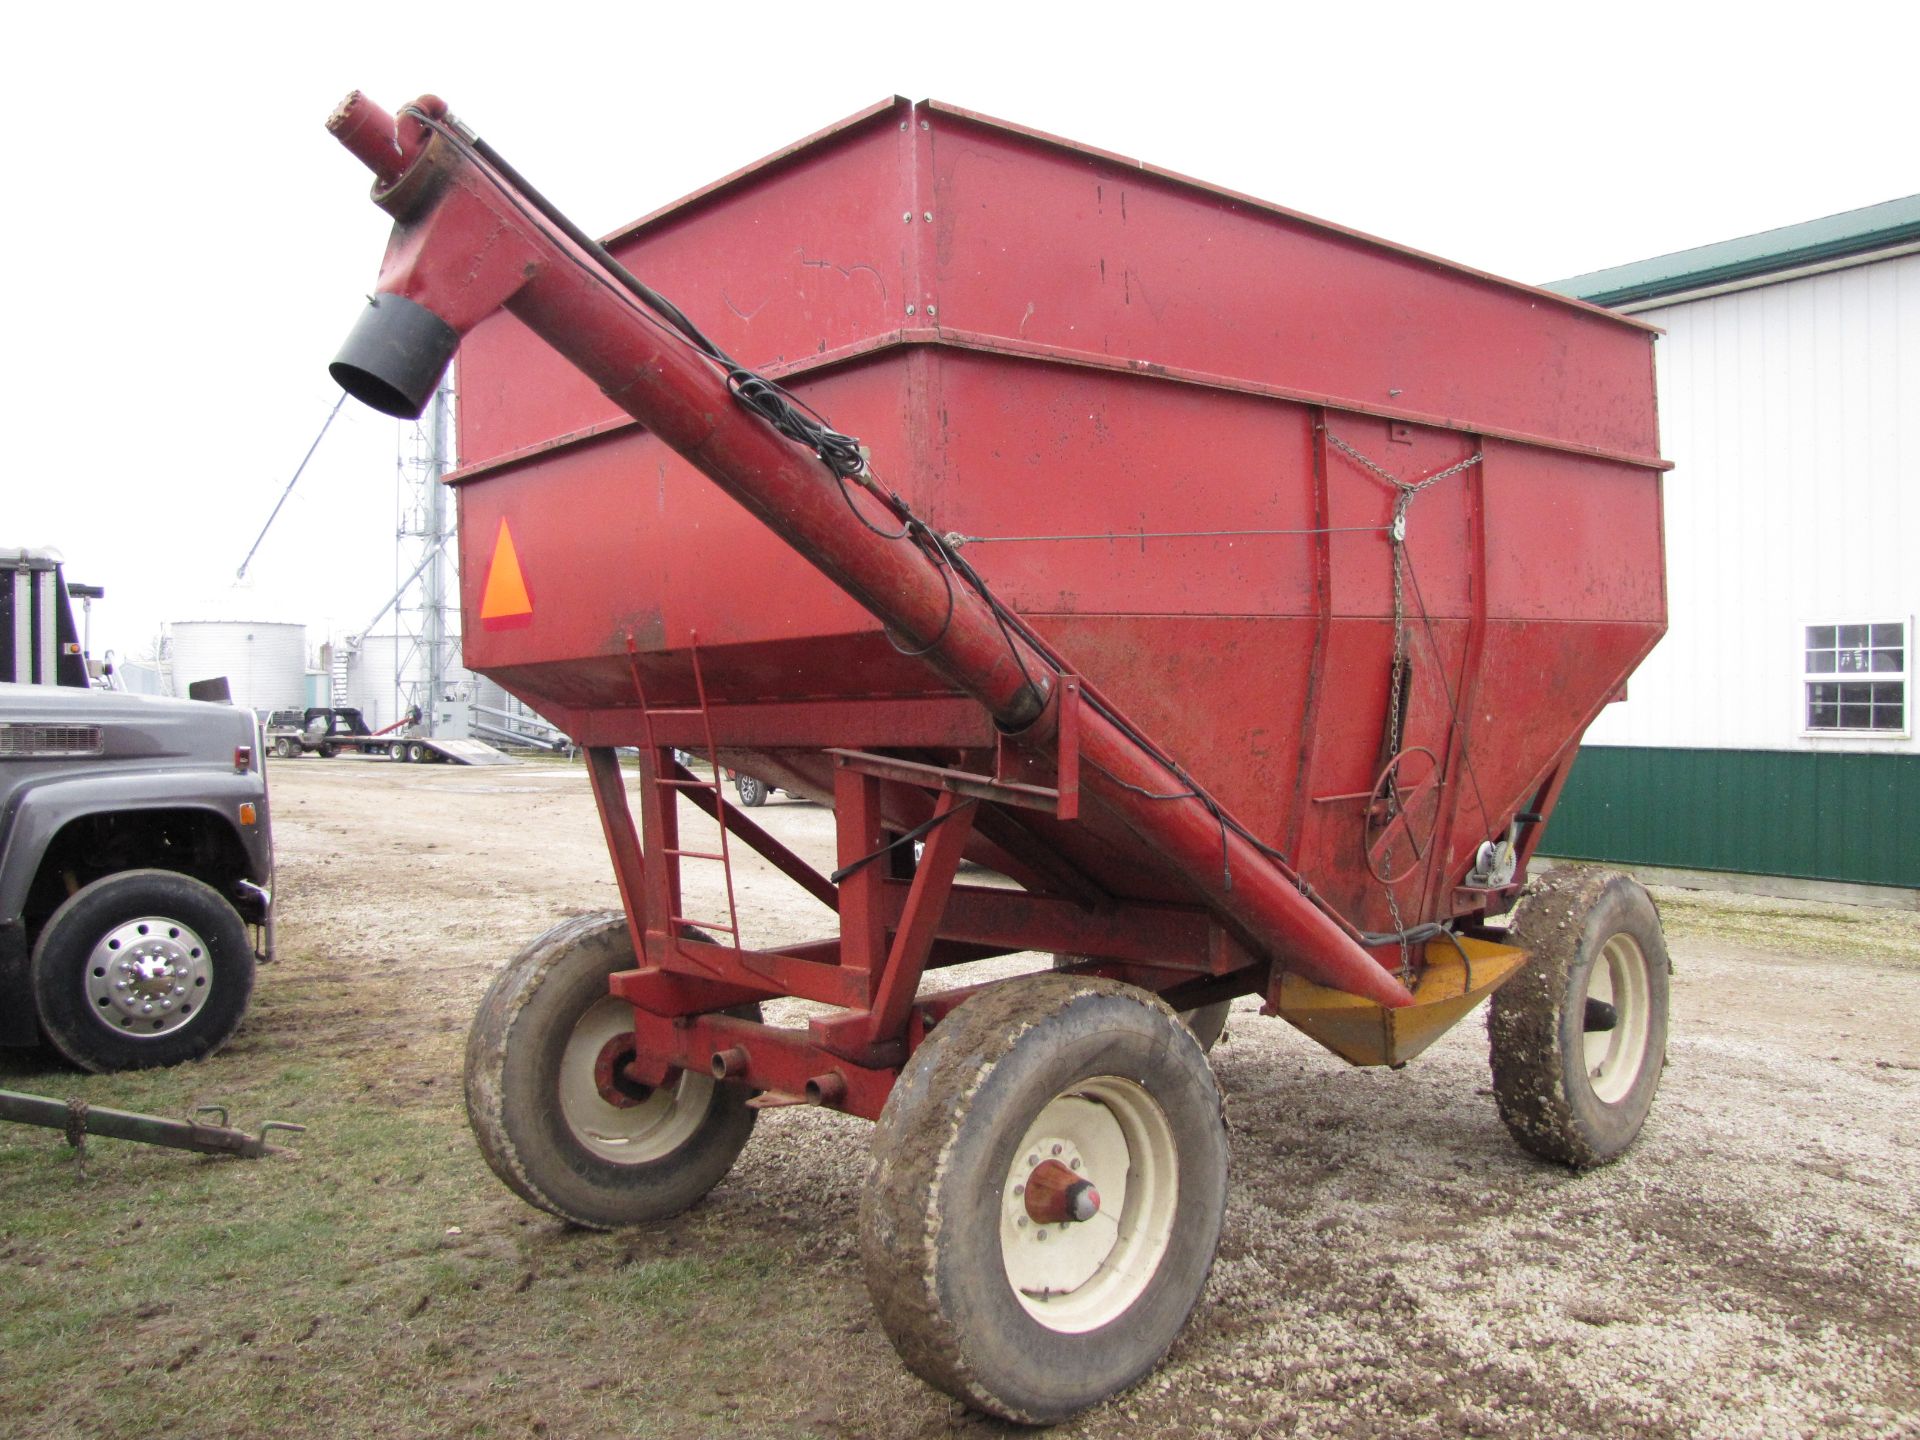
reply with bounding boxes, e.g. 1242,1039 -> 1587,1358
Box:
587,740 -> 1266,1119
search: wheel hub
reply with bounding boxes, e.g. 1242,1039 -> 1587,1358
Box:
561,996 -> 712,1162
1582,934 -> 1652,1104
86,917 -> 212,1038
592,1033 -> 658,1107
999,1081 -> 1178,1333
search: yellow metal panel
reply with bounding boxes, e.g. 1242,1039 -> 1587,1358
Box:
1267,935 -> 1530,1067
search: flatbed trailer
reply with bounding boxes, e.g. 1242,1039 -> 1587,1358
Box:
265,707 -> 516,766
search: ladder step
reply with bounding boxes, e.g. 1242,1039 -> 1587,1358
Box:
645,706 -> 704,718
655,776 -> 722,790
665,848 -> 728,862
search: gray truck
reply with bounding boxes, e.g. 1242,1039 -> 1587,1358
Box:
1,549 -> 273,1071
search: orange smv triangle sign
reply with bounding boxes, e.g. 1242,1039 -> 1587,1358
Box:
479,518 -> 534,631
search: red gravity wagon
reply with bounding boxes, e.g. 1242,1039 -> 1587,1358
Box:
326,92 -> 1671,1423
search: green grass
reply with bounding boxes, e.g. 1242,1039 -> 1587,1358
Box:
0,970 -> 858,1440
1651,886 -> 1920,968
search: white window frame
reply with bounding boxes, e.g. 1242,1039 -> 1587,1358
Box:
1801,617 -> 1910,739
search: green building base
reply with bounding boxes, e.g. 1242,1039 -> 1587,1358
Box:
1539,746 -> 1919,891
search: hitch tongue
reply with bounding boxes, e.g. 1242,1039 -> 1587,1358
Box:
0,1089 -> 306,1160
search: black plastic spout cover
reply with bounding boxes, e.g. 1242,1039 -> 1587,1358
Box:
329,293 -> 459,419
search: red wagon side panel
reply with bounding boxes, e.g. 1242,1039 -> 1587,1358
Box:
445,97 -> 1667,934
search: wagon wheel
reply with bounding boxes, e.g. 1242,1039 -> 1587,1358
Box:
465,914 -> 758,1228
861,975 -> 1227,1424
1488,867 -> 1670,1168
1363,745 -> 1440,885
1050,954 -> 1229,1051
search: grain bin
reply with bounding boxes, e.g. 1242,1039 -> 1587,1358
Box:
170,620 -> 305,713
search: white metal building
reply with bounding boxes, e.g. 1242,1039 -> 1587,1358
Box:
1541,196 -> 1918,893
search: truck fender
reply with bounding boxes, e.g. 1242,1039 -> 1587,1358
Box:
0,771 -> 270,926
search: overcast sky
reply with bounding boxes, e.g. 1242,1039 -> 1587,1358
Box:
7,1 -> 1911,671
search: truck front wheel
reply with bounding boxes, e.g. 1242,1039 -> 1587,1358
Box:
30,869 -> 257,1072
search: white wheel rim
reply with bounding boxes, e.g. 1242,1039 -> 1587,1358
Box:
999,1077 -> 1177,1333
1582,933 -> 1652,1105
558,996 -> 711,1164
85,915 -> 213,1038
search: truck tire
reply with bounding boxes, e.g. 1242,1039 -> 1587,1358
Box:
1488,867 -> 1669,1168
272,736 -> 296,760
861,975 -> 1227,1423
31,869 -> 256,1073
466,914 -> 759,1229
406,742 -> 427,763
734,774 -> 768,807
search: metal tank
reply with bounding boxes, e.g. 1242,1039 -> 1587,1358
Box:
169,620 -> 306,713
343,633 -> 414,732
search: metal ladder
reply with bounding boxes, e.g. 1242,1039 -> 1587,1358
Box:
629,634 -> 743,953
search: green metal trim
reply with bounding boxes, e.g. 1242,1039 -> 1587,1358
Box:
1544,194 -> 1920,307
1539,746 -> 1920,890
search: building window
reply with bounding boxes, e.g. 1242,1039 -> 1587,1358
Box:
1804,622 -> 1907,733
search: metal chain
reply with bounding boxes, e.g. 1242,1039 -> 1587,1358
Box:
1324,430 -> 1483,974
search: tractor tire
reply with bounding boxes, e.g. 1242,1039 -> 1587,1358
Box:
31,869 -> 256,1073
1489,867 -> 1670,1168
861,975 -> 1227,1424
1052,954 -> 1229,1052
465,913 -> 758,1229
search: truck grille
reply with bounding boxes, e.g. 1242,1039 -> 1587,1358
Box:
0,724 -> 105,758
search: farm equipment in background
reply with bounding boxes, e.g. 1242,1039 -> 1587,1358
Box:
327,92 -> 1672,1422
265,705 -> 516,766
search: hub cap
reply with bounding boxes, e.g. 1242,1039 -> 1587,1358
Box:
86,916 -> 213,1038
1583,933 -> 1652,1104
559,996 -> 710,1163
1000,1077 -> 1178,1333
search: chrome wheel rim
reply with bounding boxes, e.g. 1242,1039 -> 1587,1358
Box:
999,1077 -> 1178,1333
559,996 -> 710,1163
1583,933 -> 1652,1104
85,916 -> 212,1038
